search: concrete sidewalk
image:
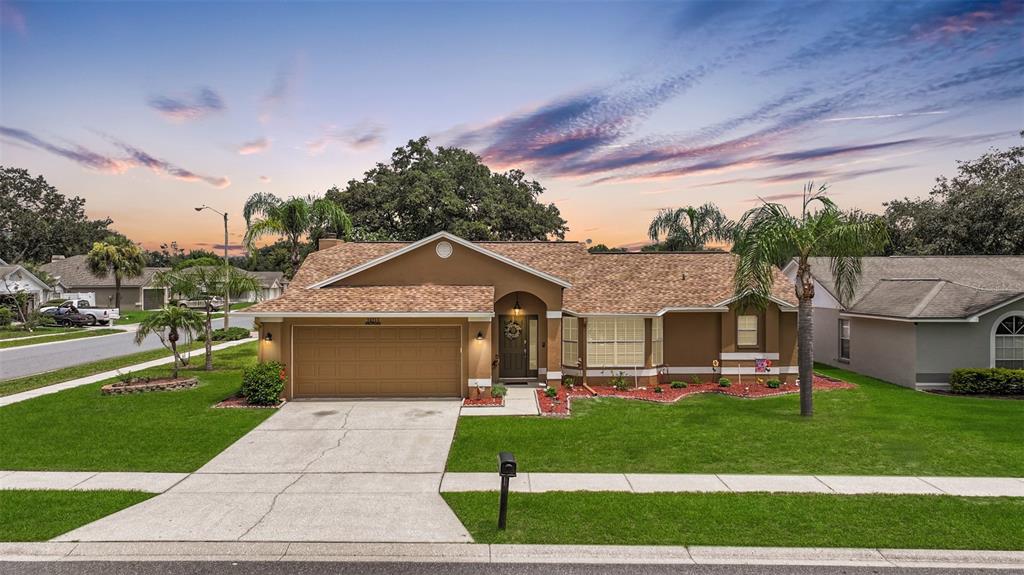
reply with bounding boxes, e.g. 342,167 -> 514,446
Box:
0,337 -> 255,408
460,387 -> 540,416
1,542 -> 1022,569
440,472 -> 1024,497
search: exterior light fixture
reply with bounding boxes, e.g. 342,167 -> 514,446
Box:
264,332 -> 273,342
476,331 -> 484,341
512,296 -> 521,316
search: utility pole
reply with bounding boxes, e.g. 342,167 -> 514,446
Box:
195,206 -> 231,329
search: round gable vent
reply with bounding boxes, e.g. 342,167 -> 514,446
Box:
435,240 -> 453,259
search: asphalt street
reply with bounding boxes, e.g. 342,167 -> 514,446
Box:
3,562 -> 1017,575
0,316 -> 253,381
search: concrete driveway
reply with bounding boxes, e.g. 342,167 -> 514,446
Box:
56,400 -> 472,543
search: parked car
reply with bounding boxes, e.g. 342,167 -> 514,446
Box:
174,295 -> 225,311
49,305 -> 94,328
39,300 -> 120,326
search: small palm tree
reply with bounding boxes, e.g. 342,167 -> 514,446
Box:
242,193 -> 352,274
134,305 -> 205,378
86,236 -> 146,309
732,183 -> 888,417
154,266 -> 259,370
648,203 -> 736,251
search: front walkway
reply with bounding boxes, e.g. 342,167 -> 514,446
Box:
460,386 -> 540,416
51,400 -> 472,543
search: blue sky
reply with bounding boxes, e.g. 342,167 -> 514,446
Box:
1,0 -> 1022,251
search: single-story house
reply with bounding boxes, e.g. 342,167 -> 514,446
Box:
0,257 -> 55,310
782,256 -> 1024,390
40,255 -> 169,311
245,271 -> 288,302
240,232 -> 799,400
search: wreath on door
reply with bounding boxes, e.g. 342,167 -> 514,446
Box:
504,319 -> 522,340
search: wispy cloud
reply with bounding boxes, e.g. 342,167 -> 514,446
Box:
261,56 -> 303,123
306,122 -> 385,155
148,87 -> 225,122
1,126 -> 230,188
237,137 -> 270,155
0,0 -> 26,35
259,175 -> 271,184
822,110 -> 949,123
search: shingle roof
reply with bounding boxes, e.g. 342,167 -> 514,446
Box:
264,239 -> 797,315
806,256 -> 1024,319
245,285 -> 494,314
39,255 -> 166,288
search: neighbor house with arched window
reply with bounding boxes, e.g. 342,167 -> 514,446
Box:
783,256 -> 1024,390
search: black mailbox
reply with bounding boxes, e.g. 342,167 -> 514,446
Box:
498,451 -> 517,478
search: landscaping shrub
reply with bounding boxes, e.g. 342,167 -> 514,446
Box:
241,361 -> 285,405
670,381 -> 687,389
0,307 -> 12,327
653,384 -> 663,394
544,386 -> 558,398
950,368 -> 1024,395
490,384 -> 508,398
718,377 -> 732,387
766,378 -> 782,389
611,371 -> 630,391
211,327 -> 250,341
690,375 -> 702,386
563,375 -> 575,388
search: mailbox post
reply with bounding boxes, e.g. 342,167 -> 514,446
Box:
498,451 -> 516,530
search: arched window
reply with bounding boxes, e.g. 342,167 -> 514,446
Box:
994,315 -> 1024,369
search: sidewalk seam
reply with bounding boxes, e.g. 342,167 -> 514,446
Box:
918,477 -> 948,495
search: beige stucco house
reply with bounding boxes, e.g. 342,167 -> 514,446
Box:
40,255 -> 169,310
241,232 -> 800,400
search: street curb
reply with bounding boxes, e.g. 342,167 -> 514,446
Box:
1,542 -> 1022,568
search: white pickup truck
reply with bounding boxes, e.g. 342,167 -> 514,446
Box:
39,299 -> 120,326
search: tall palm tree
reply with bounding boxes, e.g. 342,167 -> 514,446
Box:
732,183 -> 888,417
134,305 -> 205,378
154,266 -> 259,370
85,236 -> 146,309
242,193 -> 353,274
648,203 -> 736,251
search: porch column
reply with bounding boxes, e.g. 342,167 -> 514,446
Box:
545,311 -> 562,385
468,319 -> 493,393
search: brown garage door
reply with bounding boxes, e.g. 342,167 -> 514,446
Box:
292,325 -> 462,398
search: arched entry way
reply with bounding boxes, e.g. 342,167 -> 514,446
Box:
494,291 -> 548,381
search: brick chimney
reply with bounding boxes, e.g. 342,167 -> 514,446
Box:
318,233 -> 342,250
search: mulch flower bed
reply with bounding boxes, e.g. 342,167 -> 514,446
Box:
538,376 -> 855,416
463,395 -> 506,407
214,395 -> 285,409
101,377 -> 198,395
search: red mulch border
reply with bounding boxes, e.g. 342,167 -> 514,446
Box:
213,395 -> 285,409
463,395 -> 506,407
537,375 -> 855,416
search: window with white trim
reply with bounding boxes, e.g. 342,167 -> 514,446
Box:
652,317 -> 664,365
562,316 -> 578,367
528,317 -> 538,370
587,317 -> 645,367
737,315 -> 759,347
995,315 -> 1024,369
838,318 -> 850,361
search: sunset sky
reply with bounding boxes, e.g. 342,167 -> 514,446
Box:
2,0 -> 1022,252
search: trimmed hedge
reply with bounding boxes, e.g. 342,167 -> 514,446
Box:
211,326 -> 251,341
241,361 -> 285,405
949,368 -> 1024,395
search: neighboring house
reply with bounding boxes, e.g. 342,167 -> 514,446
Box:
0,257 -> 55,310
40,255 -> 169,311
240,231 -> 799,400
782,256 -> 1024,390
243,271 -> 287,302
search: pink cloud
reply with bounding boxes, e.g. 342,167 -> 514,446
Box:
1,0 -> 27,36
259,175 -> 271,184
237,137 -> 270,155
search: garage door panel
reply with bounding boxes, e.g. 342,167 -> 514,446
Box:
292,325 -> 462,398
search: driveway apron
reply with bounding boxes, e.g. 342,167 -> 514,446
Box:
56,400 -> 472,543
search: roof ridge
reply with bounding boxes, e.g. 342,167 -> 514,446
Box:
909,280 -> 947,317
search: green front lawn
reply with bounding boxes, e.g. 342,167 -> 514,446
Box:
447,365 -> 1024,476
0,490 -> 153,541
0,340 -> 207,397
0,327 -> 77,340
118,301 -> 254,325
444,492 -> 1024,550
0,342 -> 273,472
0,328 -> 123,349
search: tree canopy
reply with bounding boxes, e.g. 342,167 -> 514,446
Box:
325,137 -> 568,241
883,136 -> 1023,256
0,166 -> 115,264
647,203 -> 735,251
243,193 -> 352,275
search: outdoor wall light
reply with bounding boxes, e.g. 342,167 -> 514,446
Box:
264,332 -> 273,342
512,296 -> 522,316
476,331 -> 485,341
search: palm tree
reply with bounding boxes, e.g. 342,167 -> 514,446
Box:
242,193 -> 353,274
85,236 -> 146,309
732,183 -> 888,417
134,305 -> 205,378
648,203 -> 736,251
154,266 -> 259,370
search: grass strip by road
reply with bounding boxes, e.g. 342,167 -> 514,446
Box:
0,328 -> 123,350
446,364 -> 1024,477
0,340 -> 208,397
0,342 -> 272,472
0,490 -> 153,541
118,301 -> 255,325
444,491 -> 1024,550
0,327 -> 77,340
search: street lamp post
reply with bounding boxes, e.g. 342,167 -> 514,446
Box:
195,206 -> 231,329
